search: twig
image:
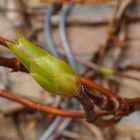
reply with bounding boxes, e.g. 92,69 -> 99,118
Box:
0,89 -> 108,118
0,57 -> 28,72
78,76 -> 118,99
0,36 -> 15,47
0,89 -> 84,118
41,0 -> 114,5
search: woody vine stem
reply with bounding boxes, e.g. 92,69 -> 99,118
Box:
0,36 -> 140,127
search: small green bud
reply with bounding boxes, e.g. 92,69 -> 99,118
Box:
96,66 -> 113,76
8,33 -> 80,96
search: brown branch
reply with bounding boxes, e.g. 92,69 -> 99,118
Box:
41,0 -> 114,5
114,72 -> 140,82
0,89 -> 108,118
0,89 -> 120,127
99,0 -> 134,63
0,36 -> 15,48
0,57 -> 28,72
125,98 -> 140,106
0,89 -> 84,118
78,76 -> 118,99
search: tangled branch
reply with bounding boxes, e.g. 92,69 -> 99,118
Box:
0,33 -> 140,126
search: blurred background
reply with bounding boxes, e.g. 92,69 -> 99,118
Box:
1,0 -> 140,140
